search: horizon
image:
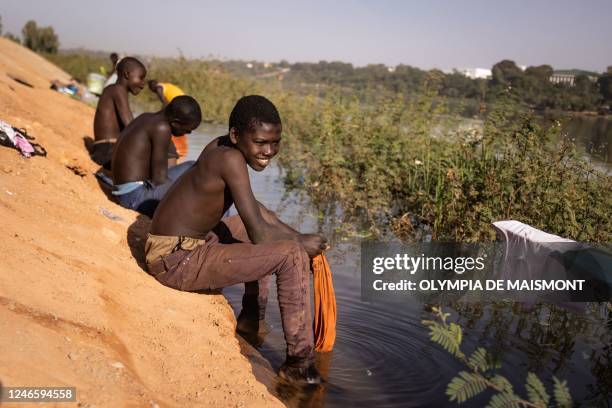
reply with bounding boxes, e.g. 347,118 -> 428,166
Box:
56,46 -> 604,74
2,0 -> 611,73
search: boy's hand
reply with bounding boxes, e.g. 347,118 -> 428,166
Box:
298,234 -> 329,257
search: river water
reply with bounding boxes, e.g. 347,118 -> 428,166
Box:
561,115 -> 612,167
186,125 -> 611,407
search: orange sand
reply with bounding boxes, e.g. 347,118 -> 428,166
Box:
0,37 -> 283,407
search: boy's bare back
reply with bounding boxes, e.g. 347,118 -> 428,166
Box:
151,136 -> 238,238
112,113 -> 172,184
93,84 -> 132,142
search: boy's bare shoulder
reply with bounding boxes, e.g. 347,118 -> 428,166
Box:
104,83 -> 126,97
220,145 -> 244,160
101,83 -> 117,94
97,87 -> 114,103
150,116 -> 171,135
202,145 -> 245,170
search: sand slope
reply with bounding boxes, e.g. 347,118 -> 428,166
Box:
0,38 -> 282,407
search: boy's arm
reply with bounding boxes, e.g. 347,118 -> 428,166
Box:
257,201 -> 329,256
222,152 -> 288,244
113,87 -> 134,127
257,201 -> 298,237
150,129 -> 170,185
154,86 -> 167,107
221,151 -> 328,254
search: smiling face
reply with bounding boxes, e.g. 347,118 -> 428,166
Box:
230,122 -> 282,171
126,66 -> 146,95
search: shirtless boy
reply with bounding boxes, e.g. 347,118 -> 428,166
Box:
147,95 -> 327,384
111,95 -> 201,218
148,79 -> 188,162
92,57 -> 146,170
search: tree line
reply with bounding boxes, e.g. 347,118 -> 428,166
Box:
2,16 -> 610,114
1,16 -> 59,54
253,59 -> 612,114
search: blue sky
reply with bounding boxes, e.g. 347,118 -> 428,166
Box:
2,0 -> 611,72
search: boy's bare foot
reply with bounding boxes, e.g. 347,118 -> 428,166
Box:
278,363 -> 323,385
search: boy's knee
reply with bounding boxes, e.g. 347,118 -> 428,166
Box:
276,240 -> 308,261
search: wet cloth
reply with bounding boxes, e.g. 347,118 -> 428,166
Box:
90,139 -> 116,170
492,220 -> 577,281
113,160 -> 194,218
145,215 -> 315,367
312,254 -> 337,352
171,135 -> 188,159
492,220 -> 612,302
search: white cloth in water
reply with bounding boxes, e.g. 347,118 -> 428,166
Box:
492,220 -> 580,281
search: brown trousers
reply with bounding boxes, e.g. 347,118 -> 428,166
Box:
146,215 -> 314,367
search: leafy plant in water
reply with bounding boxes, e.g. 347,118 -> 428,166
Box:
279,83 -> 611,242
423,306 -> 573,408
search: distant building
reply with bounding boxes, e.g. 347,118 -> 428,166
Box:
457,68 -> 492,79
549,70 -> 599,86
550,72 -> 575,86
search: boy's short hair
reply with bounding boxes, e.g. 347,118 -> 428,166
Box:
116,57 -> 146,76
229,95 -> 281,134
164,95 -> 202,125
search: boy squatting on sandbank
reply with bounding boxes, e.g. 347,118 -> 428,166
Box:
111,95 -> 201,218
148,79 -> 189,162
91,57 -> 180,171
147,95 -> 328,384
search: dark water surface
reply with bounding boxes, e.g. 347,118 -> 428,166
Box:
561,115 -> 612,167
187,125 -> 612,407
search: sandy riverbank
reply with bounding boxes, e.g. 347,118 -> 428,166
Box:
0,37 -> 283,407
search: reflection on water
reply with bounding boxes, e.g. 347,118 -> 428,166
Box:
561,115 -> 612,166
188,124 -> 612,407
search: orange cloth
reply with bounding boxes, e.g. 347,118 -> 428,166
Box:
171,135 -> 189,159
312,253 -> 337,352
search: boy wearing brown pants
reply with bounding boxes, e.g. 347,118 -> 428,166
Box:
147,95 -> 328,384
